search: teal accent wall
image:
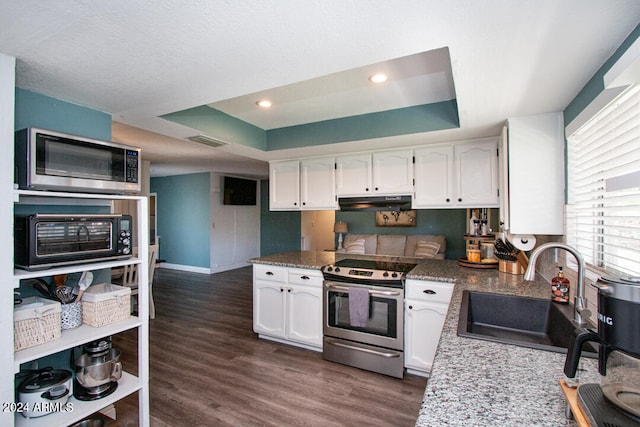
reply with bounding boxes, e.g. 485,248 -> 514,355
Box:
151,173 -> 211,268
564,23 -> 640,125
161,100 -> 459,152
267,100 -> 459,150
260,180 -> 301,255
161,105 -> 267,150
335,209 -> 468,260
15,88 -> 112,140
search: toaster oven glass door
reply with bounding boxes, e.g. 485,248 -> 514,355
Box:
35,220 -> 113,257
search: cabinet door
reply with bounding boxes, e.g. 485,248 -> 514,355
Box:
405,300 -> 449,373
336,154 -> 372,196
455,140 -> 499,207
413,145 -> 454,207
286,284 -> 322,347
253,280 -> 286,338
300,157 -> 336,209
372,149 -> 414,194
506,113 -> 564,234
270,160 -> 300,210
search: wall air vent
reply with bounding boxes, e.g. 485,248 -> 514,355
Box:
187,134 -> 227,148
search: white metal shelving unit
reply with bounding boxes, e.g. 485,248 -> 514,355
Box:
10,190 -> 150,427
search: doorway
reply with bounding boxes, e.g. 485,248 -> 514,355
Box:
301,210 -> 335,251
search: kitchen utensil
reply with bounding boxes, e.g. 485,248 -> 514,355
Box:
70,418 -> 105,427
564,275 -> 640,418
53,274 -> 67,288
55,285 -> 75,304
17,368 -> 72,418
30,278 -> 54,299
76,271 -> 94,302
494,239 -> 517,261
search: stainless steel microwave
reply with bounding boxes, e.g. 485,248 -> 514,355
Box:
15,127 -> 141,194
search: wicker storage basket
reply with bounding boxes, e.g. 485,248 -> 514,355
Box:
14,297 -> 61,351
82,283 -> 131,327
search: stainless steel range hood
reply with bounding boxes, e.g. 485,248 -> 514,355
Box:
338,195 -> 412,211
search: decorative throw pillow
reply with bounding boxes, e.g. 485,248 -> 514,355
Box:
415,241 -> 440,258
345,238 -> 366,254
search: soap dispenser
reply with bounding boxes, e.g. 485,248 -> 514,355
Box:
551,266 -> 570,303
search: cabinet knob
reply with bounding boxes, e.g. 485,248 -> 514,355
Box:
408,305 -> 413,310
294,202 -> 297,206
446,198 -> 450,202
375,187 -> 379,191
280,287 -> 284,292
301,275 -> 310,280
423,289 -> 436,295
302,202 -> 306,206
266,271 -> 274,276
287,288 -> 292,293
365,188 -> 370,192
458,198 -> 462,202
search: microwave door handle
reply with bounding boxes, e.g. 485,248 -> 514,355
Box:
324,282 -> 402,297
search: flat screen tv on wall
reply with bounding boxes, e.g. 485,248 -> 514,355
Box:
223,176 -> 257,206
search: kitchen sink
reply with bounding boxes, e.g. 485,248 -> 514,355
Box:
457,290 -> 597,357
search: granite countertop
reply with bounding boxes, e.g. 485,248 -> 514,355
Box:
249,251 -> 599,426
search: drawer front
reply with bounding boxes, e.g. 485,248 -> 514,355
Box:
288,268 -> 323,287
254,264 -> 287,282
405,280 -> 454,304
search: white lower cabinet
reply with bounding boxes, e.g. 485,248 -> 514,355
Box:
253,265 -> 322,350
404,279 -> 454,376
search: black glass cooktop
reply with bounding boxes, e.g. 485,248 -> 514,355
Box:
335,259 -> 417,273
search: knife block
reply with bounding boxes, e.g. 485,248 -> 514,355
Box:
499,260 -> 525,275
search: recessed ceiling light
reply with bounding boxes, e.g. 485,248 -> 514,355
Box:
256,100 -> 272,108
368,73 -> 388,83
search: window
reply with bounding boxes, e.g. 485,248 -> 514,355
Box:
566,85 -> 640,277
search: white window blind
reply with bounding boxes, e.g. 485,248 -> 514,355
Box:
566,85 -> 640,277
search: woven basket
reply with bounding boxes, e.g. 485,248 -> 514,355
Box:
82,283 -> 131,327
14,297 -> 62,351
61,301 -> 82,330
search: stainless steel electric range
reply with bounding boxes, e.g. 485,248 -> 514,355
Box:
320,259 -> 416,378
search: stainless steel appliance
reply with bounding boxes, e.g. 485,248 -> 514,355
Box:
73,337 -> 122,401
564,275 -> 640,425
15,127 -> 141,194
321,259 -> 415,378
14,213 -> 133,270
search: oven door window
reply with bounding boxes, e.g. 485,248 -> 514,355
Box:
327,290 -> 398,338
36,221 -> 113,257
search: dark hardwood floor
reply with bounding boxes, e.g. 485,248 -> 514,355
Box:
108,266 -> 427,426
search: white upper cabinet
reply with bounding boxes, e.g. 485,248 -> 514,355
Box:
300,157 -> 336,209
455,140 -> 499,207
270,158 -> 336,211
335,153 -> 372,196
413,144 -> 454,207
372,149 -> 414,195
269,160 -> 300,210
502,113 -> 565,235
414,139 -> 498,208
336,149 -> 413,196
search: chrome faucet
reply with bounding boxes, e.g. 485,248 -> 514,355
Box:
524,242 -> 590,326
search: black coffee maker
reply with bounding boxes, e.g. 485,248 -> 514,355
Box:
564,275 -> 640,426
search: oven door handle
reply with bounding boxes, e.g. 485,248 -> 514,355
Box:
324,282 -> 402,297
324,338 -> 401,358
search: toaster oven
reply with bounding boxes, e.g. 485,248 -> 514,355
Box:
14,214 -> 133,271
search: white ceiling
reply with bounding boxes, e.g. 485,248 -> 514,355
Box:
1,1 -> 639,178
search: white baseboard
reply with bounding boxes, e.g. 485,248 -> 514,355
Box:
210,261 -> 251,273
158,263 -> 211,274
